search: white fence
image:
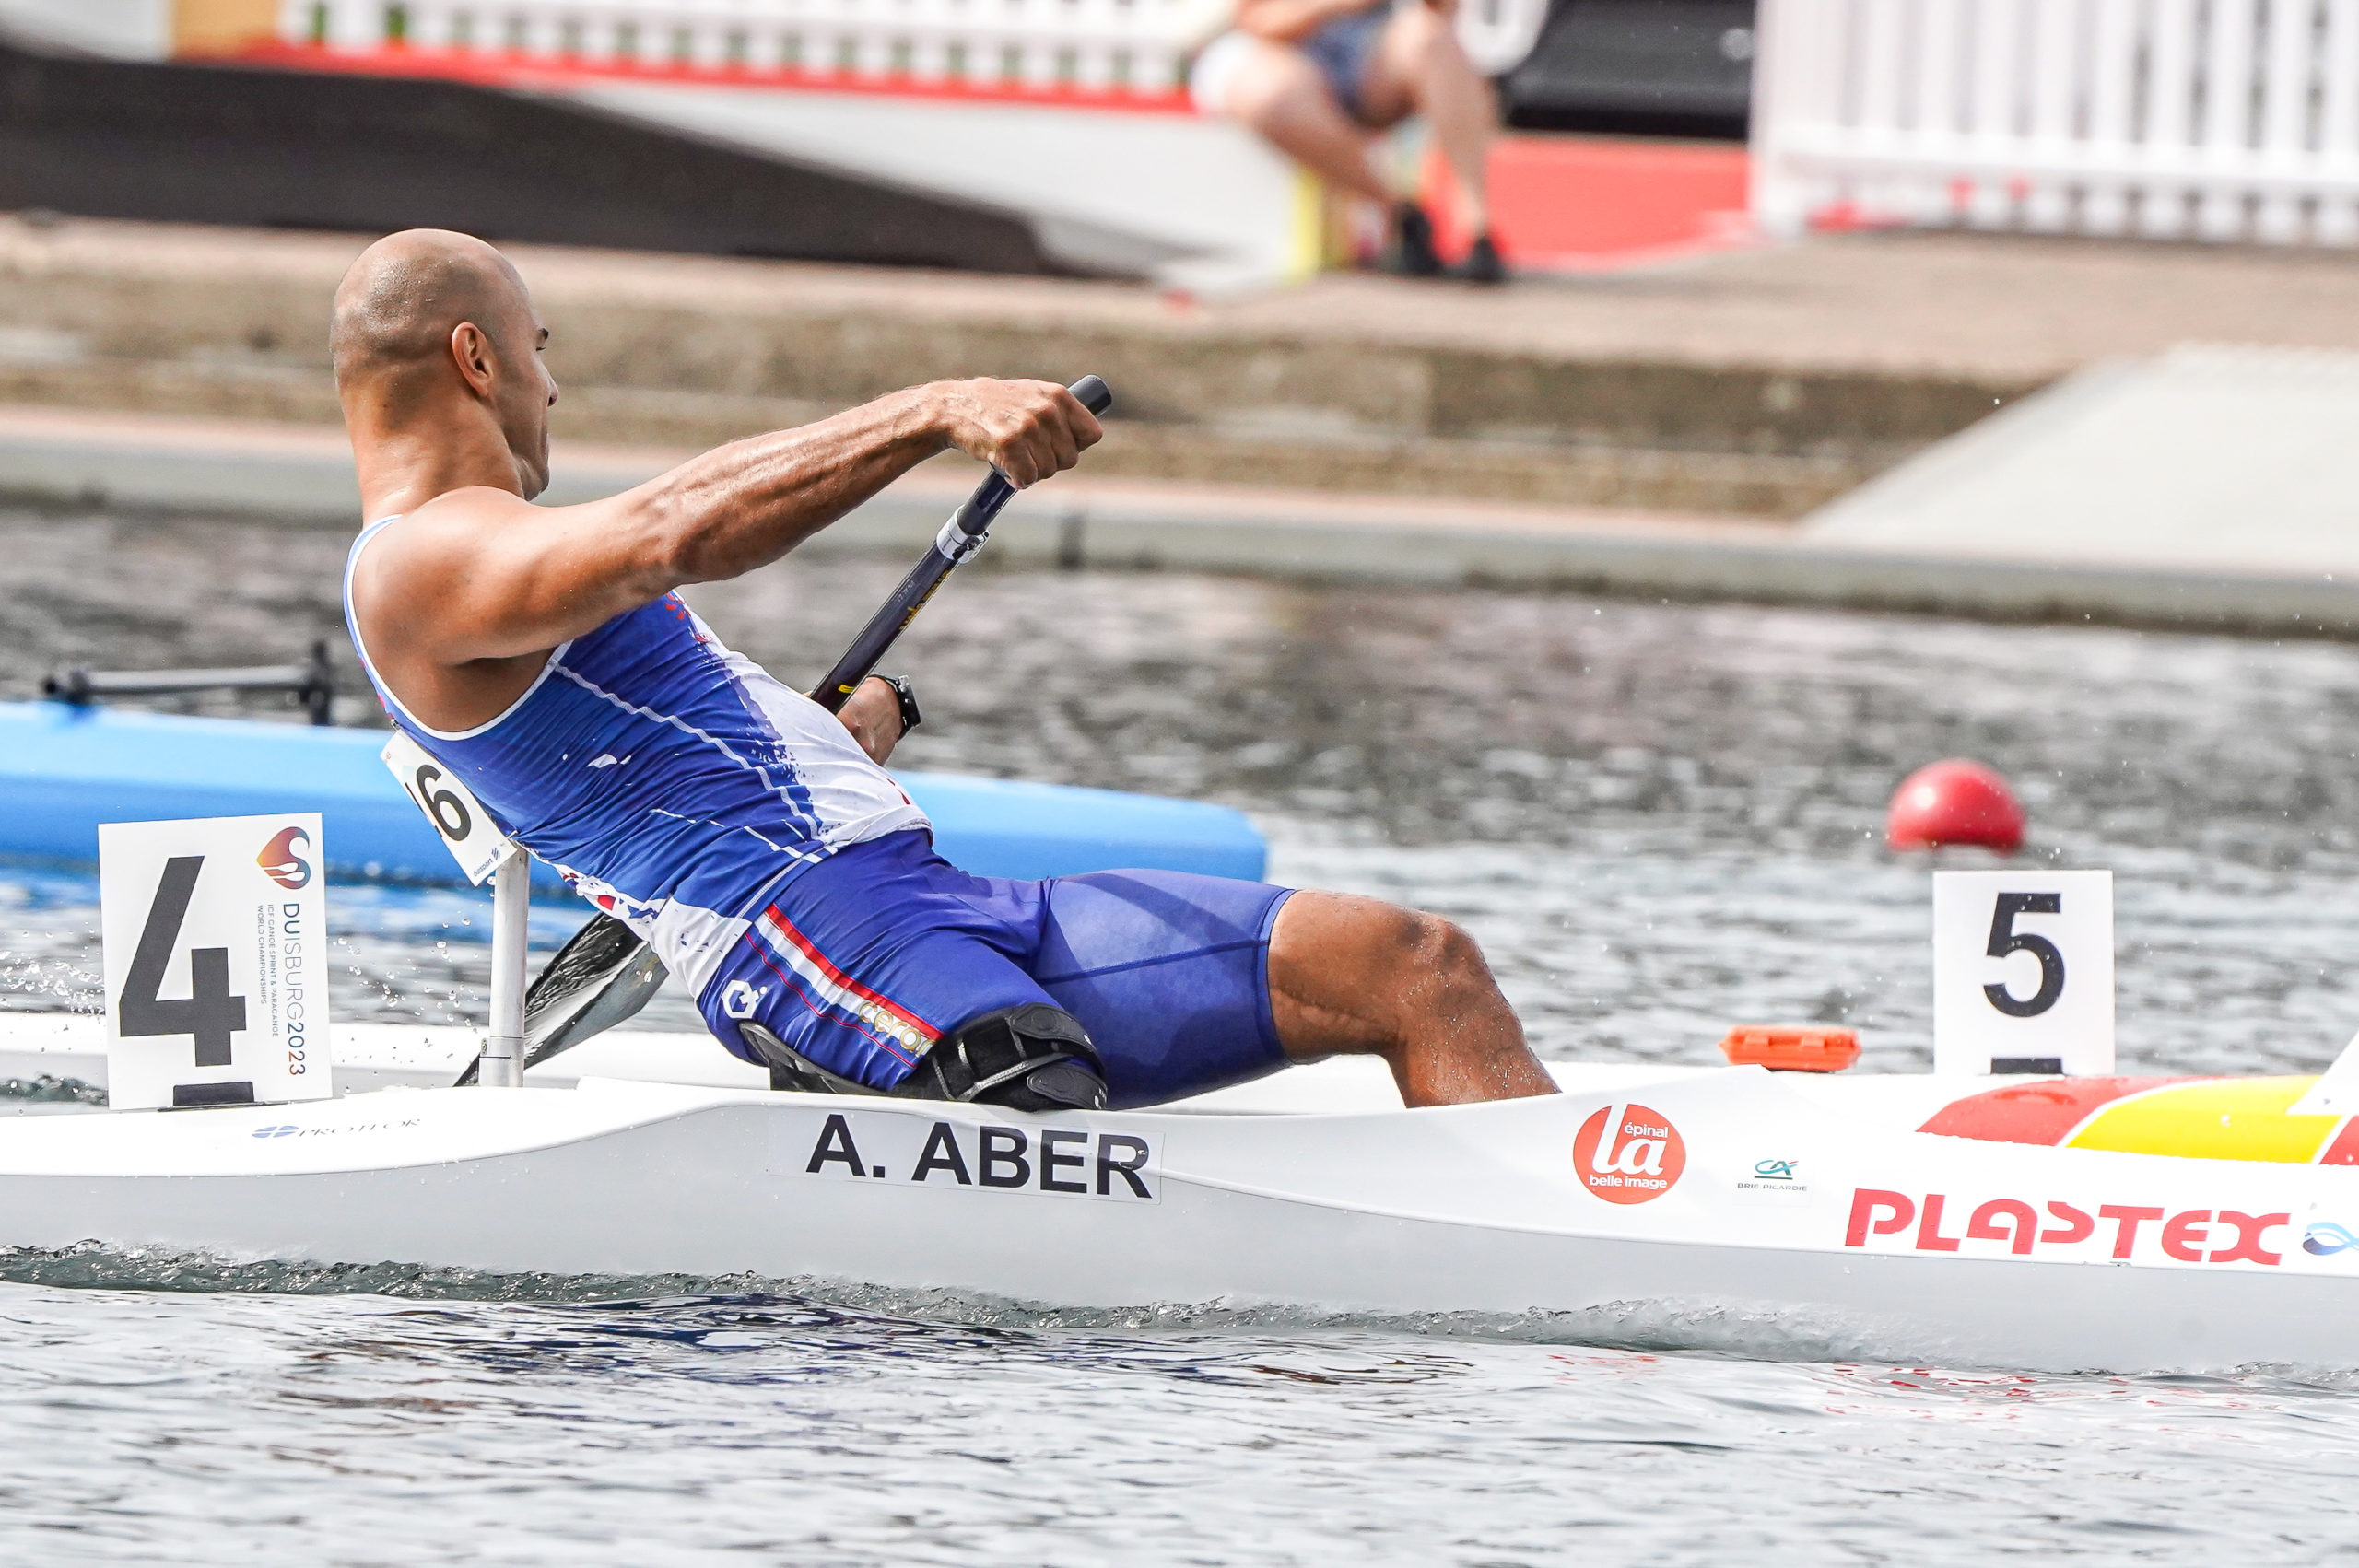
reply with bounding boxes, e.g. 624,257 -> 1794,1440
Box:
274,0 -> 1545,101
1752,0 -> 2359,246
280,0 -> 1216,95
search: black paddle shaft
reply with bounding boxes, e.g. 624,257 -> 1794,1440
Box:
810,374 -> 1111,711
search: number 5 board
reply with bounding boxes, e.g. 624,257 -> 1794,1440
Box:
99,813 -> 334,1111
1932,869 -> 2114,1078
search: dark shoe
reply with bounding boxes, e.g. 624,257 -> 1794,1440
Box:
1449,232 -> 1507,285
1383,202 -> 1443,277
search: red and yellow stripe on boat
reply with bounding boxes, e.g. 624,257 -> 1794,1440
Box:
1920,1075 -> 2359,1164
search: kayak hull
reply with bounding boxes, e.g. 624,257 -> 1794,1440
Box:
2,1040 -> 2356,1373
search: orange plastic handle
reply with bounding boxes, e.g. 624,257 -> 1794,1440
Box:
1718,1025 -> 1860,1072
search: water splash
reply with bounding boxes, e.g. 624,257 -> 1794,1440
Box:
0,1073 -> 102,1105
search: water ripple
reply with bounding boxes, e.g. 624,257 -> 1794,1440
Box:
8,511 -> 2359,1561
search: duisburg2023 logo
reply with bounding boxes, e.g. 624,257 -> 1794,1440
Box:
256,825 -> 312,891
1572,1102 -> 1686,1204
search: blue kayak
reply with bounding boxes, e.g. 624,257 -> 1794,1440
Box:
0,702 -> 1265,889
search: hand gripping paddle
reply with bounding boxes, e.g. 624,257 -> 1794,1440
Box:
809,375 -> 1112,710
459,375 -> 1114,1085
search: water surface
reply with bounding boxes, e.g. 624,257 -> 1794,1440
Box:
5,503 -> 2359,1563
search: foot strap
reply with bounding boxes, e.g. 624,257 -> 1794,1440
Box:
740,1002 -> 1109,1112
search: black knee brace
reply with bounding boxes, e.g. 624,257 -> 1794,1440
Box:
739,1002 -> 1108,1112
903,1003 -> 1108,1111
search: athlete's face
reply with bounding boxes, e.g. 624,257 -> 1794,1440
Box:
488,287 -> 558,500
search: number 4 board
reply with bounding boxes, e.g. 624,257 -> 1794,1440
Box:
99,813 -> 334,1111
1932,869 -> 2114,1077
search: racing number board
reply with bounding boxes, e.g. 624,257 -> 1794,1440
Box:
1932,870 -> 2115,1077
99,813 -> 334,1110
381,731 -> 517,884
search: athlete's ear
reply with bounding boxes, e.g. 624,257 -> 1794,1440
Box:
449,321 -> 499,401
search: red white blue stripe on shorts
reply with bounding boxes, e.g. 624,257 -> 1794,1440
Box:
699,830 -> 1292,1105
745,904 -> 940,1070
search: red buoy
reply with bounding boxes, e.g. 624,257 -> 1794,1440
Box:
1885,759 -> 2025,851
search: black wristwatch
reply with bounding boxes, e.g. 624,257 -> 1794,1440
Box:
873,673 -> 921,734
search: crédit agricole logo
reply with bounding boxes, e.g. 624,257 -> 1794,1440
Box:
1573,1102 -> 1686,1204
256,825 -> 312,891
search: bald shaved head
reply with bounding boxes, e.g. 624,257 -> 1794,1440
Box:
334,229 -> 525,396
334,228 -> 556,497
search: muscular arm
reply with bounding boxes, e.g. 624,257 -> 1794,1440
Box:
358,379 -> 1093,667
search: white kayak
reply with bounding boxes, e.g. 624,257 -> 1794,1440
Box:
3,1016 -> 2358,1374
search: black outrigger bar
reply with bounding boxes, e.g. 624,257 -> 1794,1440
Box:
44,639 -> 336,726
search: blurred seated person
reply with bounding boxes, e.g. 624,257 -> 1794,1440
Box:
1191,0 -> 1505,283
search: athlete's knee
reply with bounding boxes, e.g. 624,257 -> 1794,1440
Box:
1378,903 -> 1448,964
1393,909 -> 1496,1000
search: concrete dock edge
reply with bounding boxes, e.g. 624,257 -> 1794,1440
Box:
6,407 -> 2353,638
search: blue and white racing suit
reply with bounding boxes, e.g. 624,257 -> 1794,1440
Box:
345,520 -> 1291,1107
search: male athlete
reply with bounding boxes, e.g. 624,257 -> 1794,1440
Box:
337,228 -> 1556,1112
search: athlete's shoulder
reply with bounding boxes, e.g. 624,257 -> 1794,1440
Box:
354,487 -> 533,591
396,485 -> 539,535
358,486 -> 528,560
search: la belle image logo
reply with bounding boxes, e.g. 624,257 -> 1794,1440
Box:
1572,1102 -> 1687,1204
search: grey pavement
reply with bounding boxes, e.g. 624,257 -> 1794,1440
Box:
1807,345 -> 2359,579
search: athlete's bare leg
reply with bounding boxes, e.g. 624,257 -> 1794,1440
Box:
1268,891 -> 1557,1106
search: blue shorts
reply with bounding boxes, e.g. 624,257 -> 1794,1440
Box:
1303,3 -> 1391,124
698,830 -> 1295,1109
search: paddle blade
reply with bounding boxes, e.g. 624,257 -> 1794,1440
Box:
455,912 -> 668,1085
